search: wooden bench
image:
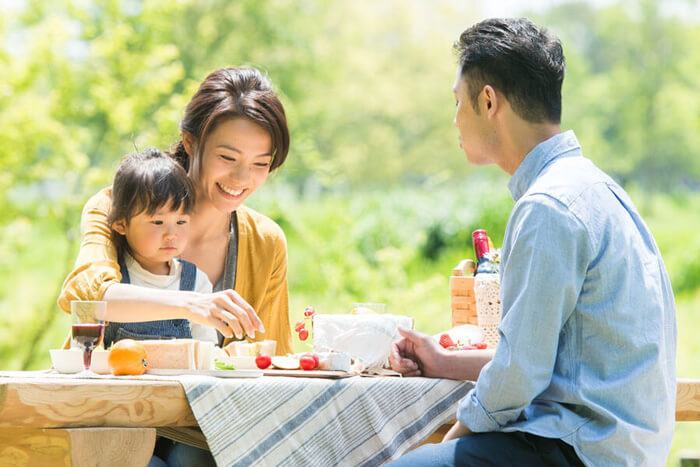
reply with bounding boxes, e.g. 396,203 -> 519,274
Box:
423,378 -> 700,445
0,427 -> 155,467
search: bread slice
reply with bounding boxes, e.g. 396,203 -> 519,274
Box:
139,339 -> 196,370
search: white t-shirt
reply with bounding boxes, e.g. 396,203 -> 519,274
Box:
122,252 -> 219,343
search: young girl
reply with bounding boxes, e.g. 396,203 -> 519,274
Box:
103,147 -> 218,347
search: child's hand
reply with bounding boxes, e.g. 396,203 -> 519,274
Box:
186,289 -> 265,339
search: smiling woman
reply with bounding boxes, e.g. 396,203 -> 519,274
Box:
57,68 -> 293,465
57,67 -> 293,352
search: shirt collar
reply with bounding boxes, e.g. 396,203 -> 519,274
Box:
507,130 -> 581,201
124,251 -> 178,279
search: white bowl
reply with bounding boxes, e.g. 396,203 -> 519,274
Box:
90,349 -> 111,375
50,349 -> 84,374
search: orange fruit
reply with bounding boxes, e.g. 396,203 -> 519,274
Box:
108,339 -> 148,376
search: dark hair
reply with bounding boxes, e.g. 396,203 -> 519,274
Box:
454,18 -> 565,123
170,67 -> 290,175
108,147 -> 196,255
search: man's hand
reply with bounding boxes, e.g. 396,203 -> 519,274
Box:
389,327 -> 451,378
442,421 -> 472,442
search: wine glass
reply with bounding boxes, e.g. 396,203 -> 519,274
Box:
70,301 -> 107,370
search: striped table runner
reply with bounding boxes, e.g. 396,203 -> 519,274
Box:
176,375 -> 474,466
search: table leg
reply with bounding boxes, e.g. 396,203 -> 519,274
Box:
0,427 -> 156,467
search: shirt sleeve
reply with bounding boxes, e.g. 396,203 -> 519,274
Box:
57,188 -> 122,314
458,194 -> 592,432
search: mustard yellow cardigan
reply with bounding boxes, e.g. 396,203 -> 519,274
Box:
58,187 -> 293,355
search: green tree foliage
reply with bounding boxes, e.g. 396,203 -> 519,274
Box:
1,0 -> 698,371
539,0 -> 700,191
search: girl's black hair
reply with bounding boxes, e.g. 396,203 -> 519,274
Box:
108,147 -> 196,256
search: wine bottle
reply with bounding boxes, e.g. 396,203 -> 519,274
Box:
472,229 -> 497,275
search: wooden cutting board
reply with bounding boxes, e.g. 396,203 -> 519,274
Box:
262,369 -> 355,379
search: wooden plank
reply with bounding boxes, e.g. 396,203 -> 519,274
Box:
0,378 -> 196,428
0,427 -> 155,467
0,427 -> 70,466
676,379 -> 700,421
412,421 -> 454,449
451,295 -> 475,305
450,276 -> 474,291
422,379 -> 700,445
451,306 -> 477,317
68,427 -> 155,467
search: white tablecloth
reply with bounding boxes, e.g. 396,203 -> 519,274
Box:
176,375 -> 474,466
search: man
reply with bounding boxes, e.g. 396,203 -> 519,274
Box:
389,18 -> 676,466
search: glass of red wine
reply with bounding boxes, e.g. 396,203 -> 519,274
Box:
70,301 -> 107,370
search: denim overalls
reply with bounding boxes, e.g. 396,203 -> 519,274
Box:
103,256 -> 196,348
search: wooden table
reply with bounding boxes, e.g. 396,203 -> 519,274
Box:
1,375 -> 698,466
0,376 -> 194,466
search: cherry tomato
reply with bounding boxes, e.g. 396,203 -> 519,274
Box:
255,354 -> 272,370
299,329 -> 309,341
300,355 -> 316,371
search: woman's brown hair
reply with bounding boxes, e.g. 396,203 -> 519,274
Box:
170,67 -> 290,176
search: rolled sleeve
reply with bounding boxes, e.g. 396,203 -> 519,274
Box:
458,194 -> 591,432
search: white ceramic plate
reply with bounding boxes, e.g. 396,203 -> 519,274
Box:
146,369 -> 263,378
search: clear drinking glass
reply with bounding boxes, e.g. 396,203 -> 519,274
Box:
70,301 -> 107,369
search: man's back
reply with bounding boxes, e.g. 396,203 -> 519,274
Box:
495,131 -> 677,465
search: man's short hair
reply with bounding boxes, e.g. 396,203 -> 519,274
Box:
454,18 -> 565,123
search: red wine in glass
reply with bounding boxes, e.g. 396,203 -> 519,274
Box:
72,323 -> 105,369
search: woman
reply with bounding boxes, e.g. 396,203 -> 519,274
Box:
60,66 -> 292,350
58,68 -> 294,464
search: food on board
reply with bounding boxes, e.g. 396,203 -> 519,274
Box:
271,355 -> 301,370
108,339 -> 148,376
224,339 -> 277,357
316,352 -> 352,371
255,354 -> 272,369
300,354 -> 317,371
137,339 -> 196,370
214,358 -> 236,370
312,313 -> 414,370
439,333 -> 456,349
90,349 -> 111,374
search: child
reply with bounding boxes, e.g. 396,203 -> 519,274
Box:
103,147 -> 218,347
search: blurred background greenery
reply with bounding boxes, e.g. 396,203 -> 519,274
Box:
1,0 -> 698,462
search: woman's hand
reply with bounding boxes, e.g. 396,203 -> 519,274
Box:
389,327 -> 451,378
186,289 -> 265,339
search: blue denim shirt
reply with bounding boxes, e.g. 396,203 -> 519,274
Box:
457,131 -> 677,466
